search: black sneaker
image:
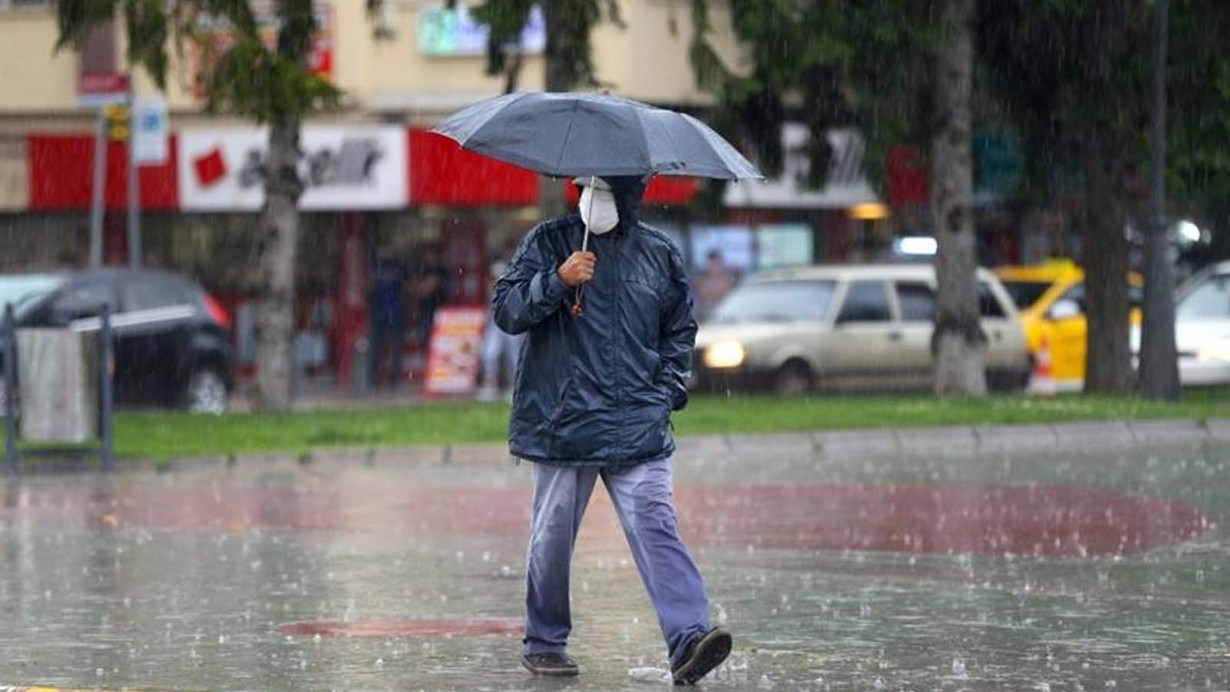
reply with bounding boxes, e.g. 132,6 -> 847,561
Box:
521,652 -> 579,677
671,627 -> 732,685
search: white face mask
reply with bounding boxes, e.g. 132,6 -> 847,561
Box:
579,185 -> 619,234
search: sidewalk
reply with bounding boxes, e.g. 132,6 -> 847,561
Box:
3,412 -> 1227,690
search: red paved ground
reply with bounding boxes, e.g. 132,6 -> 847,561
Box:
2,478 -> 1211,559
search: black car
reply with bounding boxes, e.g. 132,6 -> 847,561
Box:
0,269 -> 235,414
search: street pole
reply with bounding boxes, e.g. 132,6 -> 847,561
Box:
1139,0 -> 1178,400
89,111 -> 107,268
126,80 -> 142,269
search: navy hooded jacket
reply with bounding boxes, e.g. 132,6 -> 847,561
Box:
492,176 -> 696,466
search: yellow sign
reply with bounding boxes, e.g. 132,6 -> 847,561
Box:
104,104 -> 130,141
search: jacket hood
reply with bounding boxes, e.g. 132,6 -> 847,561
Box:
576,175 -> 649,231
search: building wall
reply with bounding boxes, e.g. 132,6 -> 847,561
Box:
0,1 -> 743,126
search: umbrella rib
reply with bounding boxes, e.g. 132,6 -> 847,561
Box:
552,99 -> 582,177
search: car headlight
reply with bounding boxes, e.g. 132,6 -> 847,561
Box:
1196,341 -> 1230,362
703,341 -> 746,369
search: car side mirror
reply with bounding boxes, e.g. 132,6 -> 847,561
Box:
1047,298 -> 1081,321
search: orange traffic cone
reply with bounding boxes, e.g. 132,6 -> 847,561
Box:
1029,333 -> 1057,396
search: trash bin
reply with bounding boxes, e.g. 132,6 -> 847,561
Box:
16,328 -> 98,443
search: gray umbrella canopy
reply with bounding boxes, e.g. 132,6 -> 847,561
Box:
431,91 -> 763,181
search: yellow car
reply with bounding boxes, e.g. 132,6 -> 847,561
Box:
995,259 -> 1141,391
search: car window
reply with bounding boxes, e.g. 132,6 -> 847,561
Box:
48,280 -> 117,323
123,276 -> 191,312
895,281 -> 936,321
1178,275 -> 1230,319
1000,280 -> 1052,311
837,280 -> 891,323
710,280 -> 836,323
1057,283 -> 1144,314
0,275 -> 64,319
978,282 -> 1008,318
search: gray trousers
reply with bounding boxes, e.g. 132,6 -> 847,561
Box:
523,457 -> 711,666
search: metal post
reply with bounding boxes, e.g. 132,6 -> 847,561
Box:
99,306 -> 114,471
4,303 -> 17,474
89,111 -> 107,269
126,86 -> 141,269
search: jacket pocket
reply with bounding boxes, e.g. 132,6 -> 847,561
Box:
546,376 -> 575,429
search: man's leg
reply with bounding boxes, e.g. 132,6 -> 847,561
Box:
602,458 -> 712,668
524,463 -> 599,657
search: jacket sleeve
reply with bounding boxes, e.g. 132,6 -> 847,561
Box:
493,226 -> 571,335
657,245 -> 699,411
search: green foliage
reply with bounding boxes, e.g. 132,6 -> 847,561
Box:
472,0 -> 623,90
205,35 -> 340,124
54,0 -> 339,124
1168,0 -> 1230,205
688,0 -> 935,186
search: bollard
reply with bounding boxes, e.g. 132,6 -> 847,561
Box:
3,303 -> 16,474
99,305 -> 114,471
351,336 -> 371,396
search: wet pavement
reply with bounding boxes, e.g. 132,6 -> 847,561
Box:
1,427 -> 1229,691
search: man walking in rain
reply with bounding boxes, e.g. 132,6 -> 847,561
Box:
492,175 -> 731,685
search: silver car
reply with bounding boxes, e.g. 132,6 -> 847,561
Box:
692,264 -> 1031,395
1170,260 -> 1230,386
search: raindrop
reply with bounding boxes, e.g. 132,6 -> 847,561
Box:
951,656 -> 967,677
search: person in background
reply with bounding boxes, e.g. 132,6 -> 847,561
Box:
477,240 -> 524,402
367,243 -> 408,387
692,248 -> 738,321
409,243 -> 450,353
492,175 -> 731,684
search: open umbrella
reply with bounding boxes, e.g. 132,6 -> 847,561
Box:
431,91 -> 763,181
432,91 -> 762,314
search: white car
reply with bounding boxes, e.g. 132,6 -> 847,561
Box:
692,264 -> 1031,395
1172,261 -> 1230,386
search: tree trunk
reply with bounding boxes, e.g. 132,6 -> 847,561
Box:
1139,0 -> 1179,400
1081,134 -> 1133,394
930,0 -> 987,397
252,121 -> 303,412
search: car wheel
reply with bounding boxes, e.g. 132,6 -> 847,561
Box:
184,367 -> 228,415
773,360 -> 813,396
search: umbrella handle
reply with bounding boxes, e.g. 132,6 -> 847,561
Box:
570,286 -> 584,317
571,176 -> 597,317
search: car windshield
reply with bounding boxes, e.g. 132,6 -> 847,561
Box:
709,280 -> 836,324
0,274 -> 65,319
1000,280 -> 1053,310
1177,274 -> 1230,319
